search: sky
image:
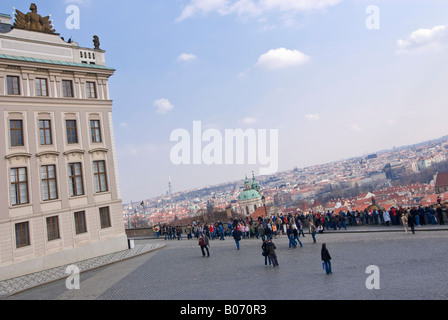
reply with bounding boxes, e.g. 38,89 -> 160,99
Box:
2,0 -> 448,203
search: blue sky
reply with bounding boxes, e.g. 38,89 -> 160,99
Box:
3,1 -> 448,203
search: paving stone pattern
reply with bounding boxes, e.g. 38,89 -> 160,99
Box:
4,225 -> 448,300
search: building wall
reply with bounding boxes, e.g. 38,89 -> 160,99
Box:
0,24 -> 127,281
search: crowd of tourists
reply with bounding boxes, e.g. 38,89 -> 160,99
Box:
155,203 -> 446,241
151,203 -> 445,274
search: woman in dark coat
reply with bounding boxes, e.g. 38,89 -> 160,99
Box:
321,243 -> 332,274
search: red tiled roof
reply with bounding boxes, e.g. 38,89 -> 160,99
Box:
436,172 -> 448,188
251,206 -> 271,220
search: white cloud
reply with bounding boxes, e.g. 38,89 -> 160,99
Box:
176,0 -> 341,23
64,0 -> 91,5
256,47 -> 310,70
396,25 -> 448,54
120,122 -> 129,128
154,98 -> 174,114
305,114 -> 320,121
386,119 -> 396,126
177,53 -> 197,62
242,117 -> 258,124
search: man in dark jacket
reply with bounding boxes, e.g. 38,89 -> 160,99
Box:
436,205 -> 445,225
321,243 -> 332,274
232,228 -> 242,250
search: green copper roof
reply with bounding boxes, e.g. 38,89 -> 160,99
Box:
0,53 -> 115,71
238,189 -> 262,201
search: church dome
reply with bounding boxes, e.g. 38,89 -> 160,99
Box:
238,189 -> 262,201
238,173 -> 262,201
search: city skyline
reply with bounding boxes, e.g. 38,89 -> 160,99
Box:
3,1 -> 447,202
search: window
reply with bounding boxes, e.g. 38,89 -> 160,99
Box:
68,163 -> 84,197
66,120 -> 78,144
35,78 -> 48,96
15,222 -> 30,248
7,76 -> 20,95
93,161 -> 108,193
10,120 -> 24,147
39,120 -> 52,145
90,120 -> 102,143
86,82 -> 97,99
41,165 -> 58,201
74,211 -> 87,234
46,216 -> 60,241
62,80 -> 74,97
10,168 -> 29,206
99,207 -> 111,229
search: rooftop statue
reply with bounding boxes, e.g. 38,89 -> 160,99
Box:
13,3 -> 56,34
93,35 -> 100,50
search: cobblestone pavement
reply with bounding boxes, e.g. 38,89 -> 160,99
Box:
4,225 -> 448,300
0,242 -> 165,299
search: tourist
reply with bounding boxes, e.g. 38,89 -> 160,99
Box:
383,210 -> 391,226
436,205 -> 445,226
267,239 -> 279,268
219,223 -> 225,240
298,220 -> 305,238
287,225 -> 296,249
265,223 -> 272,240
310,221 -> 317,244
408,209 -> 416,234
185,224 -> 193,240
401,210 -> 409,234
293,225 -> 303,248
262,240 -> 271,266
321,243 -> 332,275
198,233 -> 210,257
232,227 -> 242,250
258,223 -> 265,242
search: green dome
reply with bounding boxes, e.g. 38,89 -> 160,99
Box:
238,189 -> 262,201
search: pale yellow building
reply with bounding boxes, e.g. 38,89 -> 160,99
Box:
0,8 -> 128,281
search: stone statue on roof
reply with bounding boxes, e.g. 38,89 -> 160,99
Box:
93,35 -> 100,50
13,3 -> 56,34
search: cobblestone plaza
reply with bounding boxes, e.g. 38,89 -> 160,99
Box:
5,226 -> 448,301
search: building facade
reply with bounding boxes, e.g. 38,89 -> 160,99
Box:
238,174 -> 263,216
0,8 -> 128,281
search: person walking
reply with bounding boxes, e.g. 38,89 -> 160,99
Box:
321,243 -> 332,274
298,220 -> 305,237
293,225 -> 303,248
401,211 -> 409,234
258,223 -> 266,242
262,240 -> 271,266
287,225 -> 296,249
198,233 -> 210,257
310,221 -> 317,244
267,239 -> 279,268
408,209 -> 416,234
232,227 -> 242,250
436,205 -> 445,226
